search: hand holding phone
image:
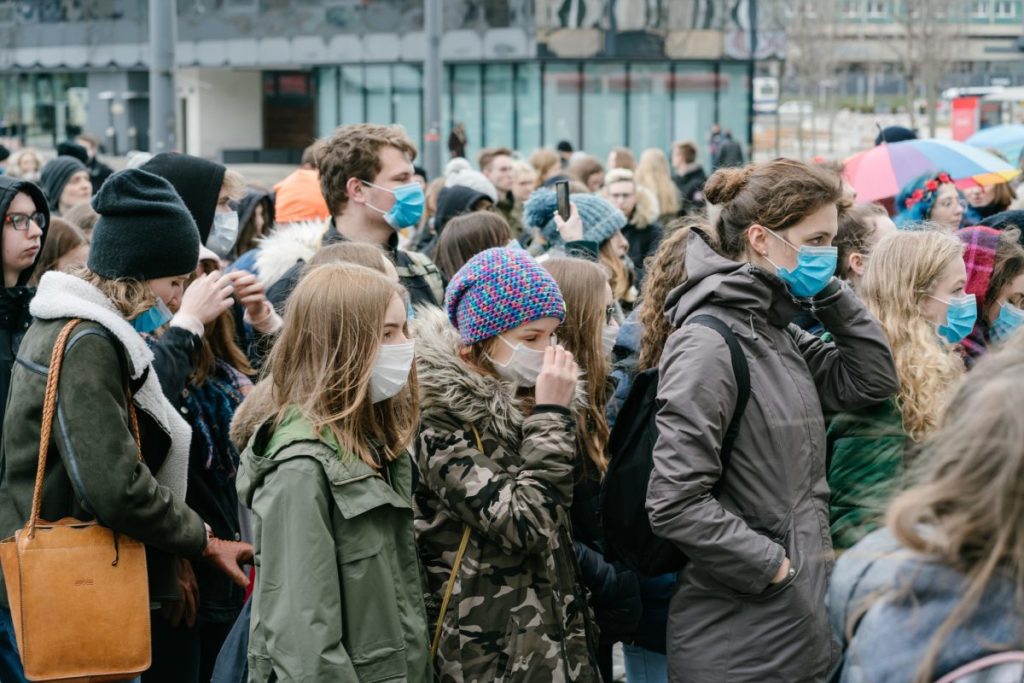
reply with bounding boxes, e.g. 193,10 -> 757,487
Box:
555,180 -> 570,221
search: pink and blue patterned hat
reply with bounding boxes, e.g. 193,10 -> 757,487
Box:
445,247 -> 566,345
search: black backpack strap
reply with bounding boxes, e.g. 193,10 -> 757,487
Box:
687,315 -> 750,496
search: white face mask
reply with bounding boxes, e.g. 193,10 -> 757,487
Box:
206,210 -> 239,259
369,340 -> 415,403
602,324 -> 619,357
490,335 -> 550,387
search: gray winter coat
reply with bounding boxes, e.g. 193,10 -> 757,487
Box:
646,230 -> 898,682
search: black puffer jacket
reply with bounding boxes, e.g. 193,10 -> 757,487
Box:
0,177 -> 49,435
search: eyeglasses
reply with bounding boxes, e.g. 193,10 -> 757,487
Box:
4,212 -> 46,231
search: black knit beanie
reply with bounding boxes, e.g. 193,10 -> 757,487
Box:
88,169 -> 200,281
57,141 -> 89,164
40,156 -> 88,212
141,152 -> 226,243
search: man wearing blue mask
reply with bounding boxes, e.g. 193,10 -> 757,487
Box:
266,124 -> 445,311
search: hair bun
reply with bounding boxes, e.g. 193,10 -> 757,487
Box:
703,166 -> 755,205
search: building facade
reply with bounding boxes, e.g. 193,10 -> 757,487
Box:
773,0 -> 1024,108
0,0 -> 760,165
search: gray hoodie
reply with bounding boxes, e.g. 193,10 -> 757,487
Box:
646,230 -> 898,682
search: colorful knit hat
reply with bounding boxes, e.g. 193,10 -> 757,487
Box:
445,247 -> 565,345
524,189 -> 627,247
958,225 -> 1001,359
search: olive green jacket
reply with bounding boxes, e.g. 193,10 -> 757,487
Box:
237,409 -> 430,683
0,272 -> 207,605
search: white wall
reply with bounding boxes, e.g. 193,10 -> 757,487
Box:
177,68 -> 262,159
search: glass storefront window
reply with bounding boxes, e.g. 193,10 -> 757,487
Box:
393,64 -> 423,148
582,62 -> 627,163
544,62 -> 580,150
515,63 -> 542,154
317,67 -> 338,138
312,60 -> 749,170
672,63 -> 721,164
340,66 -> 364,125
365,64 -> 392,125
483,64 -> 514,151
452,64 -> 483,163
629,63 -> 672,157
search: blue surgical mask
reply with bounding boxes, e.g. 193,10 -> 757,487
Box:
362,181 -> 425,229
990,301 -> 1024,344
132,297 -> 173,334
929,293 -> 977,344
763,229 -> 838,298
207,211 -> 239,259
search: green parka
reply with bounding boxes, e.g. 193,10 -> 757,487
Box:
237,408 -> 431,683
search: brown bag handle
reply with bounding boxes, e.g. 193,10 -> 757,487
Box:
429,426 -> 482,658
27,319 -> 142,539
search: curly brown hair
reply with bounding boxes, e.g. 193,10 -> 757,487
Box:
318,124 -> 417,215
637,221 -> 698,371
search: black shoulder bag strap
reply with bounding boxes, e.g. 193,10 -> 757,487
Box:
688,314 -> 751,496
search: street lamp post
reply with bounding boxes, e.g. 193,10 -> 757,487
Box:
423,0 -> 443,179
149,0 -> 177,153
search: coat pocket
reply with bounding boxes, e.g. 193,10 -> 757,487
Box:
333,481 -> 411,681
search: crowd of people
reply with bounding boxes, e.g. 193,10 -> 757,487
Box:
0,119 -> 1021,683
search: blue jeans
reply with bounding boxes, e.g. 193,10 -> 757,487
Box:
0,607 -> 28,683
623,644 -> 668,683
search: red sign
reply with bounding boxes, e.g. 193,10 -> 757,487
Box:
951,97 -> 980,141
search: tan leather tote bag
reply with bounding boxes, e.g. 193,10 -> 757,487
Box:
0,319 -> 150,682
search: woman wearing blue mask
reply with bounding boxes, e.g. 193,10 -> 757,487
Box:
645,159 -> 899,682
827,229 -> 966,553
957,226 -> 1024,366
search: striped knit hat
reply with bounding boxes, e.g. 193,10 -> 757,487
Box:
445,247 -> 565,345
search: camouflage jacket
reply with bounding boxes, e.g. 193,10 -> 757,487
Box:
412,308 -> 601,683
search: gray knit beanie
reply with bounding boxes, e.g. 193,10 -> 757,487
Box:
40,156 -> 88,212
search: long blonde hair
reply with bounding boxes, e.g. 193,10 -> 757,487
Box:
635,148 -> 680,216
859,229 -> 965,442
543,258 -> 610,476
67,264 -> 155,321
886,342 -> 1024,683
265,263 -> 417,468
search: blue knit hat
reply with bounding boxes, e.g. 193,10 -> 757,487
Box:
523,189 -> 627,247
445,247 -> 565,345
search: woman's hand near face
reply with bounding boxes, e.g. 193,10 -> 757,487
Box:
178,271 -> 234,325
534,345 -> 578,407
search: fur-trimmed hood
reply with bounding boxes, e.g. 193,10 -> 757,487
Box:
254,218 -> 330,290
412,307 -> 584,446
29,271 -> 191,500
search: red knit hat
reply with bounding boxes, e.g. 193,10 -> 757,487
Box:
958,226 -> 1001,301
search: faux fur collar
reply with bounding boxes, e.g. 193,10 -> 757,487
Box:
31,271 -> 152,379
413,307 -> 529,446
254,219 -> 330,289
29,271 -> 191,501
412,307 -> 586,446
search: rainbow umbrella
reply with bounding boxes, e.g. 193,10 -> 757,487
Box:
966,124 -> 1024,164
843,139 -> 1019,203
